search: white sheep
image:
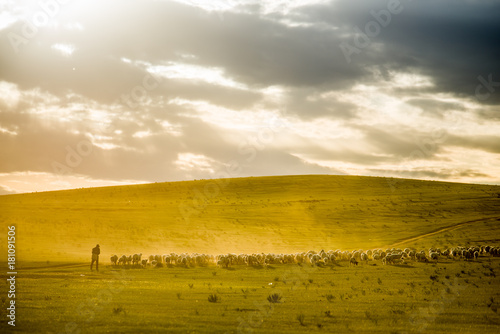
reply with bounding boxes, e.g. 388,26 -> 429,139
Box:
132,253 -> 142,265
429,252 -> 439,262
118,255 -> 127,265
360,253 -> 368,263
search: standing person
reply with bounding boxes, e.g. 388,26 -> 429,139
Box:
91,244 -> 100,271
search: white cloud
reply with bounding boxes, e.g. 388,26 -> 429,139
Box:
132,130 -> 153,138
51,43 -> 76,57
0,171 -> 148,194
0,126 -> 18,136
175,153 -> 218,173
146,61 -> 248,90
0,81 -> 21,109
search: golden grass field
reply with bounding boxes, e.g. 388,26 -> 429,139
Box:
1,175 -> 500,333
0,175 -> 499,261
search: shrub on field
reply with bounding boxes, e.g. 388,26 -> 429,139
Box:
325,294 -> 335,302
267,293 -> 282,303
208,294 -> 220,303
296,313 -> 306,326
113,306 -> 125,315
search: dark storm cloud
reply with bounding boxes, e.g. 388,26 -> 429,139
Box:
0,93 -> 334,183
2,0 -> 497,114
368,168 -> 490,180
297,0 -> 500,105
447,134 -> 500,154
0,0 -> 499,191
0,0 -> 365,103
352,125 -> 445,160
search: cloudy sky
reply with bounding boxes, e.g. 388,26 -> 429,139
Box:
0,0 -> 499,194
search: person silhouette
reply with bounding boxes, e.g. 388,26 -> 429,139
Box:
91,244 -> 100,271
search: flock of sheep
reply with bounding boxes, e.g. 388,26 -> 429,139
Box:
109,245 -> 500,268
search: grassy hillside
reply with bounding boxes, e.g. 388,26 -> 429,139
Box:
10,259 -> 500,334
1,175 -> 499,262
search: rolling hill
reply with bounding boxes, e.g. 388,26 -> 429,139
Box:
1,175 -> 499,262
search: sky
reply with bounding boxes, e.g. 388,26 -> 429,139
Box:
0,0 -> 499,194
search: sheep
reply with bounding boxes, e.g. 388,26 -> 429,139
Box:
429,252 -> 439,262
217,255 -> 230,268
464,250 -> 474,261
311,254 -> 322,266
295,253 -> 305,264
178,256 -> 188,267
105,244 -> 499,271
118,255 -> 127,265
132,253 -> 142,265
492,247 -> 500,256
360,253 -> 368,263
407,250 -> 416,259
328,253 -> 337,263
384,253 -> 403,265
415,251 -> 428,262
247,255 -> 260,266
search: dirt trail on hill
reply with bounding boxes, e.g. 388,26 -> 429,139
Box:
386,216 -> 500,248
